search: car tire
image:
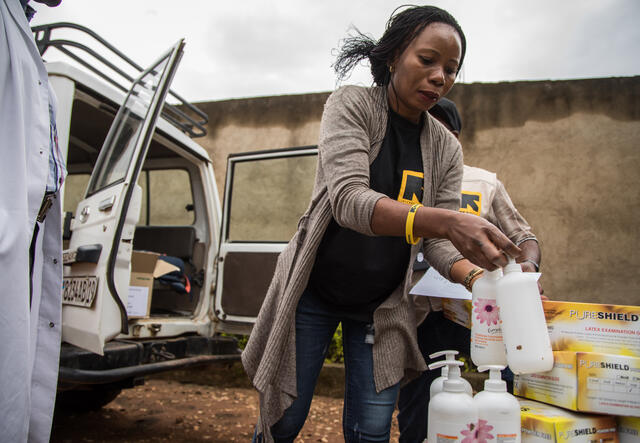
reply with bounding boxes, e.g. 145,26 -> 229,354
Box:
55,387 -> 123,412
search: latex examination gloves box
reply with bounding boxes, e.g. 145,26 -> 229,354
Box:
514,351 -> 640,417
519,398 -> 618,442
542,300 -> 640,357
443,292 -> 640,341
127,251 -> 179,318
618,416 -> 640,442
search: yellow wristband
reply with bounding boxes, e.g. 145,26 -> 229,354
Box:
405,203 -> 423,245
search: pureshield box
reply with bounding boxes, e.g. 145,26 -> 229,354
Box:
515,351 -> 640,417
542,301 -> 640,357
519,398 -> 617,443
442,298 -> 472,329
617,416 -> 640,443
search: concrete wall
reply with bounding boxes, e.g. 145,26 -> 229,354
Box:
195,76 -> 640,306
195,93 -> 329,196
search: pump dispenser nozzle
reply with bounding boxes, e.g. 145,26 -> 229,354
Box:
429,350 -> 459,360
428,360 -> 466,392
429,350 -> 458,378
477,365 -> 507,392
428,350 -> 472,398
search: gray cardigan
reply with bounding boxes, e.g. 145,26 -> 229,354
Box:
241,85 -> 464,441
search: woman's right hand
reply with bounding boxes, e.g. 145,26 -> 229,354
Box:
371,199 -> 520,270
444,211 -> 520,270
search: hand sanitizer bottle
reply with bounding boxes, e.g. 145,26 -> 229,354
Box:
427,360 -> 477,443
471,268 -> 507,367
496,257 -> 553,374
428,350 -> 472,398
474,365 -> 521,443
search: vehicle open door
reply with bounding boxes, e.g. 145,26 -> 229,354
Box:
62,40 -> 185,354
214,146 -> 318,334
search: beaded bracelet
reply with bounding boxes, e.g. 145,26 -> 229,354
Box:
463,268 -> 484,292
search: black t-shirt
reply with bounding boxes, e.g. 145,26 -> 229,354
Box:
307,110 -> 425,322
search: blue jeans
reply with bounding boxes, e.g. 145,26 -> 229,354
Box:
254,287 -> 400,442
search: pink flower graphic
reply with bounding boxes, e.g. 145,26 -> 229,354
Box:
474,298 -> 500,325
461,420 -> 494,443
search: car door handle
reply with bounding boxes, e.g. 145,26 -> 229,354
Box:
98,195 -> 116,211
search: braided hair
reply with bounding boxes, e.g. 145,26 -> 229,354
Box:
333,5 -> 466,86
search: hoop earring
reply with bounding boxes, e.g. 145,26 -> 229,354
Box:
389,65 -> 394,73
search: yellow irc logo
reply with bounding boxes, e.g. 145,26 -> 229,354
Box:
460,191 -> 482,216
397,170 -> 424,204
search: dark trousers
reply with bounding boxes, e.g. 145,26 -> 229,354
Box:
396,311 -> 470,443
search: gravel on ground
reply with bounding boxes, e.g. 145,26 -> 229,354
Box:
51,363 -> 402,442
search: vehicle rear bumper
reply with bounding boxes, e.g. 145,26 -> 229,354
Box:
58,335 -> 241,386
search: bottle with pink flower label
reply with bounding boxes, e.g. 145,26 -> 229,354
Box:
471,268 -> 507,367
427,360 -> 477,443
473,365 -> 521,443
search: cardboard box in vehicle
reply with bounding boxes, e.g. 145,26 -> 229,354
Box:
127,251 -> 179,318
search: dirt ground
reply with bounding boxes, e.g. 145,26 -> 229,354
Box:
50,363 -> 401,442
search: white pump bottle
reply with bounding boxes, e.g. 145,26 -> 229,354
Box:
427,360 -> 477,443
495,257 -> 553,374
470,268 -> 507,367
428,350 -> 472,398
474,365 -> 521,443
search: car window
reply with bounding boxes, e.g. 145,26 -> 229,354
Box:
63,173 -> 91,214
138,168 -> 194,226
86,53 -> 172,196
227,154 -> 316,242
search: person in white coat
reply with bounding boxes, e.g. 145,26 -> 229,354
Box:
0,0 -> 65,441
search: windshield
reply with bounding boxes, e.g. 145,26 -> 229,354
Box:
86,54 -> 171,195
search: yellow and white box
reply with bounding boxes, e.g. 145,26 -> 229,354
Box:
442,298 -> 472,329
515,351 -> 640,417
519,398 -> 617,442
617,416 -> 640,443
543,301 -> 640,356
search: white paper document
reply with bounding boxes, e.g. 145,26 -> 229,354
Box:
127,285 -> 150,317
410,267 -> 542,300
410,267 -> 471,299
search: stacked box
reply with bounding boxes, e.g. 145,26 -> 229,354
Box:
442,298 -> 472,329
618,416 -> 640,443
519,398 -> 618,442
515,301 -> 640,417
515,351 -> 640,416
542,301 -> 640,357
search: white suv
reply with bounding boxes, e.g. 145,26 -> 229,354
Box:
33,22 -> 317,409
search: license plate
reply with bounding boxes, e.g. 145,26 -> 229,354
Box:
62,276 -> 98,308
62,250 -> 77,265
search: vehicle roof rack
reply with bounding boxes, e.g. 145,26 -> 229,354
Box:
32,22 -> 208,138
